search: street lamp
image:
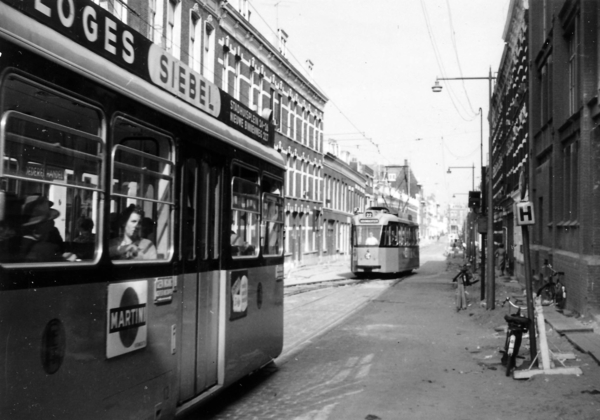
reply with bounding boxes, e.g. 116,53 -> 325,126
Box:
432,69 -> 496,310
447,164 -> 475,191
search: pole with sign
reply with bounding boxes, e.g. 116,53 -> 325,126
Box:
515,170 -> 537,365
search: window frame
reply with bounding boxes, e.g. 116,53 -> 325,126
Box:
0,74 -> 105,266
109,115 -> 175,264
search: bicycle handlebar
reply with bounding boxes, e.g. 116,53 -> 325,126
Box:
502,296 -> 526,311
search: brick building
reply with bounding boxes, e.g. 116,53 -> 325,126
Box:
529,0 -> 600,314
321,142 -> 367,263
491,0 -> 529,280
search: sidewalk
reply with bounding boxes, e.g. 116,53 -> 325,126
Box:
469,263 -> 600,370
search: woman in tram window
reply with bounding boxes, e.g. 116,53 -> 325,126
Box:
109,204 -> 157,260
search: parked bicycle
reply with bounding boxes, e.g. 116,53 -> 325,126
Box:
452,263 -> 479,311
501,297 -> 530,377
536,262 -> 566,309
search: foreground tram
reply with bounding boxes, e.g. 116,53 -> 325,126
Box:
0,2 -> 285,419
351,207 -> 420,276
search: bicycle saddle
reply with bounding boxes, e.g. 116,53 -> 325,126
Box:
504,314 -> 530,326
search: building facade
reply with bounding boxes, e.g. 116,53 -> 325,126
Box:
321,142 -> 367,263
529,0 -> 600,314
90,0 -> 439,271
491,0 -> 529,280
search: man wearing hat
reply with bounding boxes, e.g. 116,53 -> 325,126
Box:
20,195 -> 64,262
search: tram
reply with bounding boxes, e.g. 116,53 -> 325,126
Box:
351,207 -> 420,276
0,1 -> 285,419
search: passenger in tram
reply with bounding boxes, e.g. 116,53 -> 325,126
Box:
19,195 -> 71,262
109,204 -> 157,260
231,227 -> 249,255
365,232 -> 379,246
0,193 -> 21,263
73,217 -> 95,243
73,217 -> 96,260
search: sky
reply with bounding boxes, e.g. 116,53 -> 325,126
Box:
248,0 -> 511,206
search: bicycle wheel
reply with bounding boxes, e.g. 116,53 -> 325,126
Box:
537,283 -> 555,305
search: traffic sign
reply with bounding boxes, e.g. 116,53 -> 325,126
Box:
515,201 -> 535,225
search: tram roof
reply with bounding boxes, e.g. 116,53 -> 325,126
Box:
0,3 -> 285,170
352,207 -> 418,226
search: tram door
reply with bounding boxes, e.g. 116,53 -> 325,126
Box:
179,158 -> 220,402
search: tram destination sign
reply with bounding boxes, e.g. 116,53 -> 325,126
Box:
4,0 -> 273,147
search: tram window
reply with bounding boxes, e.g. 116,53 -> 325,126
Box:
261,174 -> 283,256
383,223 -> 400,246
353,226 -> 382,246
109,117 -> 174,262
231,163 -> 259,257
198,160 -> 221,261
0,76 -> 103,264
181,159 -> 197,261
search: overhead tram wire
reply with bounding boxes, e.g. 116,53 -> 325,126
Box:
420,0 -> 478,122
445,0 -> 477,116
249,0 -> 383,158
420,0 -> 472,121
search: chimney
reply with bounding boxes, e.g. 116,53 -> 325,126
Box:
306,59 -> 314,78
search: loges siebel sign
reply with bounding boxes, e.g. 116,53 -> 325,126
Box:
107,281 -> 147,358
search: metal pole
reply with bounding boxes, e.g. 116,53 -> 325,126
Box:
522,225 -> 538,363
480,109 -> 485,301
486,67 -> 495,310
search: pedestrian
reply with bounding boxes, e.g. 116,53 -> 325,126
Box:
495,243 -> 506,276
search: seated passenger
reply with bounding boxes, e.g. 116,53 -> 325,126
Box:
109,205 -> 157,260
231,229 -> 252,255
74,217 -> 95,243
365,232 -> 379,246
19,196 -> 69,262
73,217 -> 96,260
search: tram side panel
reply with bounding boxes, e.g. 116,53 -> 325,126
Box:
0,275 -> 180,420
222,264 -> 283,386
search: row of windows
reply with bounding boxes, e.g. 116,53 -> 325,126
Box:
324,175 -> 365,214
353,224 -> 419,247
0,74 -> 283,265
97,0 -> 323,154
286,157 -> 321,201
222,55 -> 323,152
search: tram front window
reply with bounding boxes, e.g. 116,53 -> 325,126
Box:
0,75 -> 103,264
354,226 -> 382,246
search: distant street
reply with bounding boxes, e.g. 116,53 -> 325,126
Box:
189,241 -> 600,420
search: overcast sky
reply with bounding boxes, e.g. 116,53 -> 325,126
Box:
249,0 -> 511,205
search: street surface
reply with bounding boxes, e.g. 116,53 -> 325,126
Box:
186,241 -> 600,420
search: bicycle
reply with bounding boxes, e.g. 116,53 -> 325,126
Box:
500,297 -> 530,377
536,263 -> 566,309
452,263 -> 479,311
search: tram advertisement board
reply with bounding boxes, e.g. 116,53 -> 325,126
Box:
107,281 -> 148,358
3,0 -> 273,147
230,270 -> 249,321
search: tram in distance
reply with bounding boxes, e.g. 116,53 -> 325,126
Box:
0,1 -> 285,419
351,207 -> 420,276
